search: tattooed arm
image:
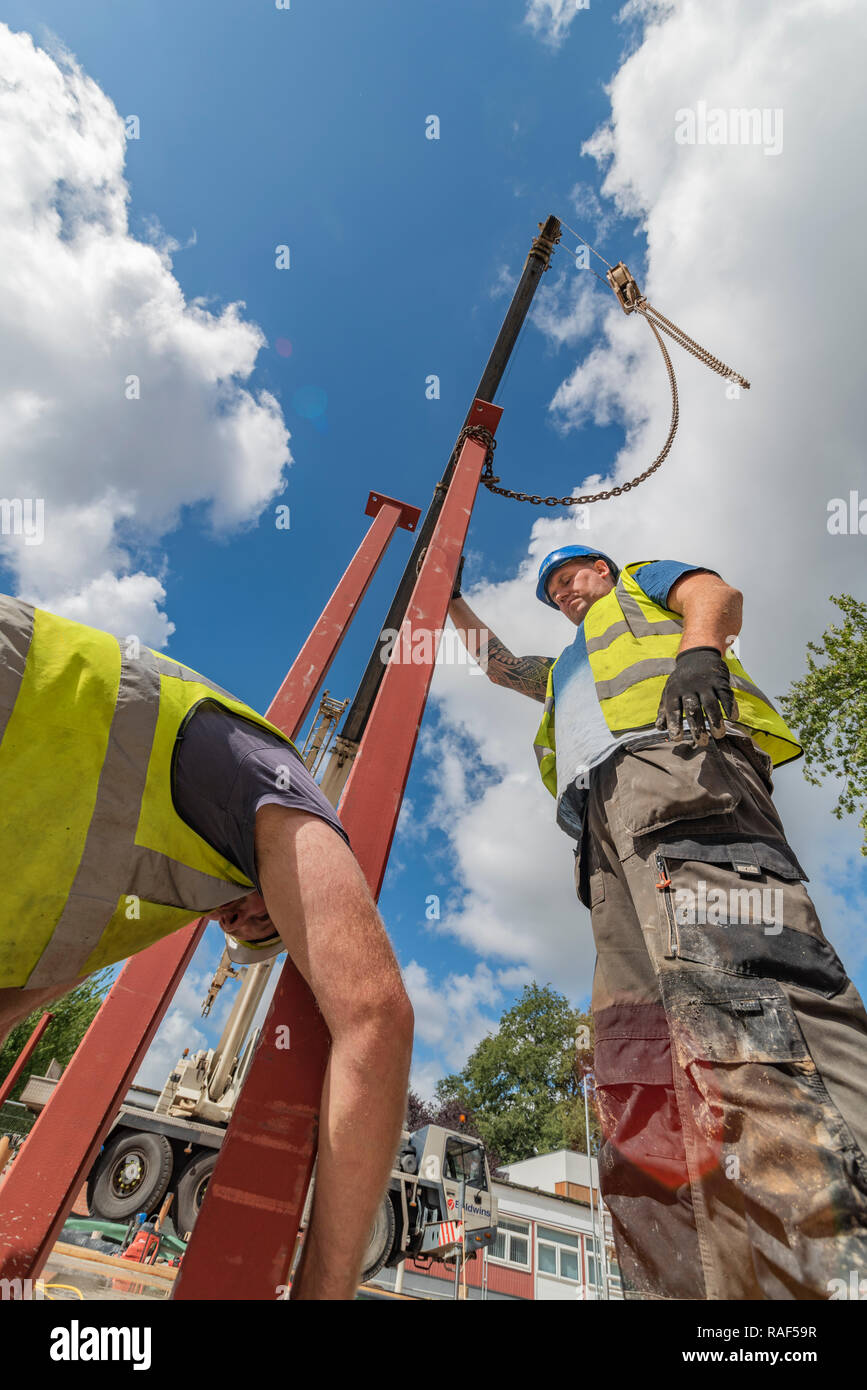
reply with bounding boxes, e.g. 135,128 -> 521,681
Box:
447,595 -> 555,703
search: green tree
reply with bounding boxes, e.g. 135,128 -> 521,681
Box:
779,594 -> 867,855
406,1087 -> 434,1134
0,970 -> 114,1101
432,982 -> 598,1166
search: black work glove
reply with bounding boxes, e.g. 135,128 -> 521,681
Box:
655,646 -> 739,746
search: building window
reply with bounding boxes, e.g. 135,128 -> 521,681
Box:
586,1233 -> 623,1293
490,1216 -> 530,1269
536,1223 -> 580,1282
585,1233 -> 599,1288
444,1137 -> 488,1191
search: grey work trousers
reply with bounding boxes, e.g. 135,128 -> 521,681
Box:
575,731 -> 867,1300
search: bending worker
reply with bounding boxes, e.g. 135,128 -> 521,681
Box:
0,593 -> 413,1301
449,546 -> 867,1300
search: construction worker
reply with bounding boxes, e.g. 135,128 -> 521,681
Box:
0,594 -> 414,1301
448,546 -> 867,1300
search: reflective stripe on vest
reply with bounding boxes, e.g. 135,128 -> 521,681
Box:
532,560 -> 802,799
0,595 -> 301,989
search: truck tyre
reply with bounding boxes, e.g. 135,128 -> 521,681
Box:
175,1150 -> 218,1238
87,1130 -> 173,1221
360,1192 -> 397,1285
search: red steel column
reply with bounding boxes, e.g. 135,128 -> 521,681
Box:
171,401 -> 501,1300
268,492 -> 420,738
0,1012 -> 54,1110
171,953 -> 331,1300
339,401 -> 502,895
0,494 -> 417,1285
0,918 -> 207,1278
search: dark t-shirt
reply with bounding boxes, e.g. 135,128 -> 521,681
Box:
171,702 -> 351,895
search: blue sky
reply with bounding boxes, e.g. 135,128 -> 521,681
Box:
2,1 -> 865,1096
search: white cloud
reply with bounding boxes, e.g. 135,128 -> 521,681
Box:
405,948 -> 588,1098
403,960 -> 505,1074
567,182 -> 617,243
409,1058 -> 445,1105
41,568 -> 177,649
523,0 -> 583,48
394,795 -> 417,843
134,966 -> 214,1089
0,25 -> 290,643
529,269 -> 602,350
418,0 -> 867,1025
488,263 -> 516,301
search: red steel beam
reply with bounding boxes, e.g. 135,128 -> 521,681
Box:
0,1011 -> 54,1110
0,494 -> 415,1286
268,492 -> 420,739
171,402 -> 501,1299
339,401 -> 502,896
0,918 -> 207,1279
171,956 -> 330,1300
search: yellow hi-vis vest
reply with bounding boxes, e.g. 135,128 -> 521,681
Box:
0,594 -> 302,990
532,560 -> 803,800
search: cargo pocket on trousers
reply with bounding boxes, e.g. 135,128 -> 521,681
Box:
653,839 -> 848,998
613,739 -> 742,853
659,972 -> 867,1192
664,980 -> 810,1168
661,977 -> 810,1067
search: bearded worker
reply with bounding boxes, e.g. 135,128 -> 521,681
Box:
448,545 -> 867,1301
0,593 -> 413,1301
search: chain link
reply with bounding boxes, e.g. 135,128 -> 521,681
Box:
478,312 -> 681,506
475,262 -> 748,508
447,422 -> 499,478
640,302 -> 750,390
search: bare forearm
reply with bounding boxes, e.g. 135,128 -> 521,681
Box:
253,807 -> 414,1301
679,593 -> 742,655
448,596 -> 553,702
670,576 -> 743,656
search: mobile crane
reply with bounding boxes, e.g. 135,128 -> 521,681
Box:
75,952 -> 496,1280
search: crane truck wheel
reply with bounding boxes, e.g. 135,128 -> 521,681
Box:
175,1150 -> 218,1237
359,1192 -> 397,1285
87,1130 -> 173,1222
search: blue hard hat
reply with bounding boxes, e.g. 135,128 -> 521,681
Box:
536,545 -> 619,609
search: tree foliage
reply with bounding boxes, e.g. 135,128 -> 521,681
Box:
0,970 -> 114,1101
412,982 -> 598,1169
406,1090 -> 504,1170
779,594 -> 867,855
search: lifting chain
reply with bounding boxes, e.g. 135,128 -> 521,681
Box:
478,260 -> 750,508
446,421 -> 499,482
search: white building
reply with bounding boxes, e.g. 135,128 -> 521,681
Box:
492,1150 -> 623,1301
372,1149 -> 623,1301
